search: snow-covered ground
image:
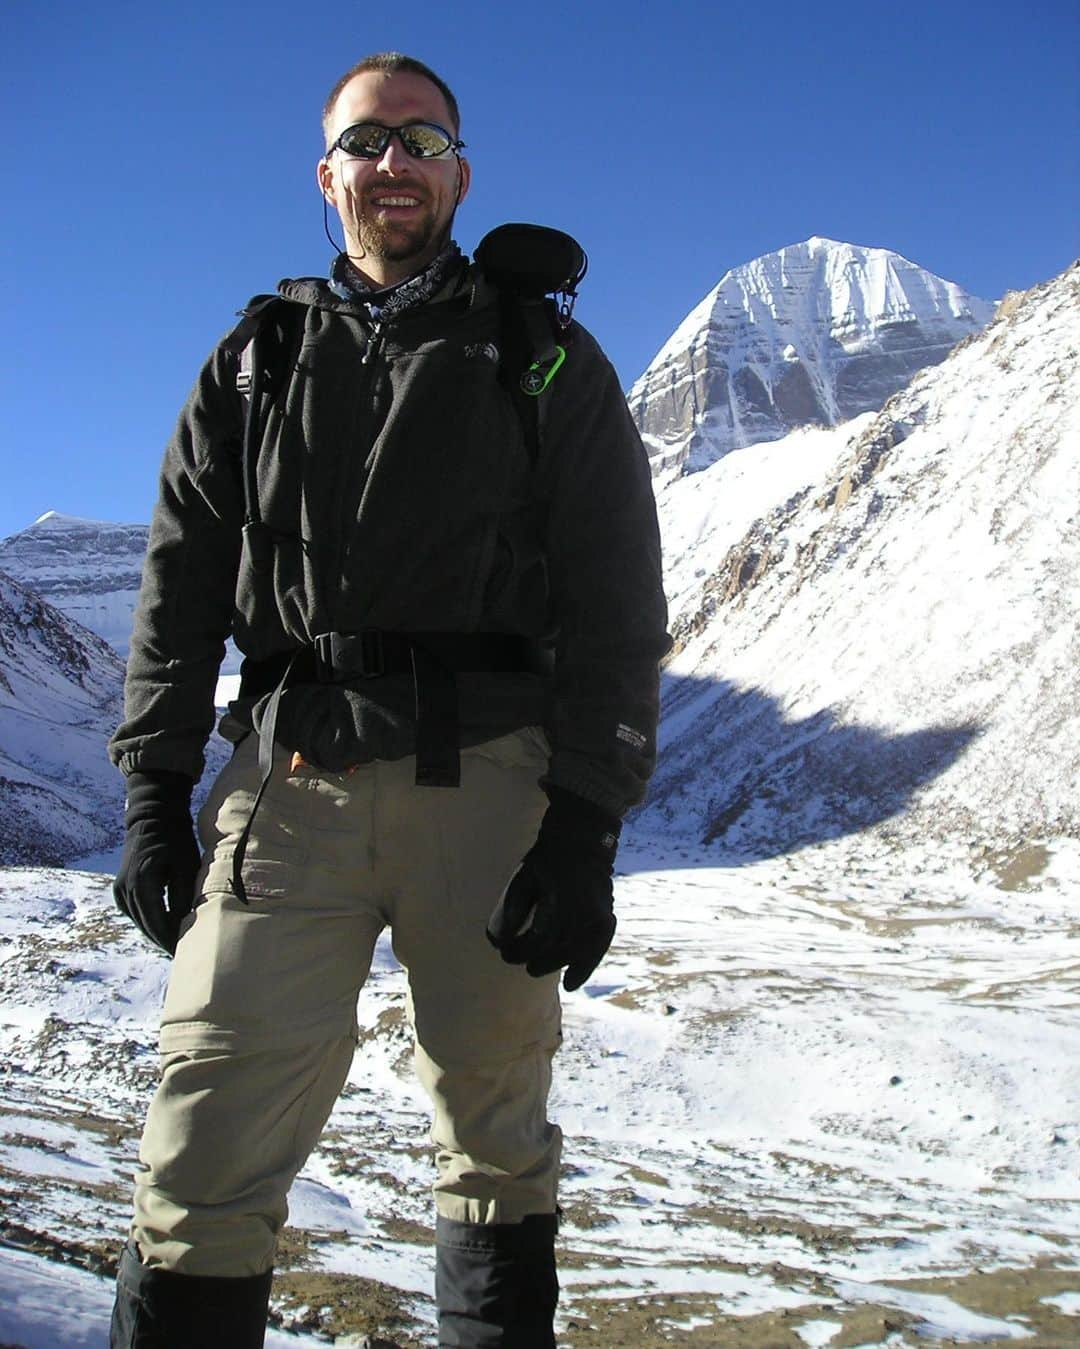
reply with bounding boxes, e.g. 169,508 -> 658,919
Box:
0,1242 -> 329,1348
1,831 -> 1077,1346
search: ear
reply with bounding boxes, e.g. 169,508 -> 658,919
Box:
316,156 -> 336,205
455,155 -> 472,206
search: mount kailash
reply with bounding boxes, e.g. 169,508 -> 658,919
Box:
0,237 -> 993,674
629,236 -> 994,479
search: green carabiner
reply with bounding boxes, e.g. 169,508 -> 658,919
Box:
520,345 -> 566,397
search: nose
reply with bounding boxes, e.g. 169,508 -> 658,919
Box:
375,132 -> 411,174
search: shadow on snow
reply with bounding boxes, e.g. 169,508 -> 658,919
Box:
625,670 -> 981,867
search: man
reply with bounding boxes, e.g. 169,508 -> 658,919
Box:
108,51 -> 668,1349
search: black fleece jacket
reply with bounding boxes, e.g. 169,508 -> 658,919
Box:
109,259 -> 670,816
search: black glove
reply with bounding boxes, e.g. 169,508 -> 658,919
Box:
487,786 -> 620,992
113,771 -> 199,955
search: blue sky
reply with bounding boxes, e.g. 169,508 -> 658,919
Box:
2,0 -> 1077,539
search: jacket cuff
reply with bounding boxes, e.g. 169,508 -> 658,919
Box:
542,754 -> 635,821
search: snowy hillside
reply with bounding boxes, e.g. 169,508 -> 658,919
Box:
629,238 -> 993,479
0,512 -> 149,658
0,571 -> 125,864
644,262 -> 1080,857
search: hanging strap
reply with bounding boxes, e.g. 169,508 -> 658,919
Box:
229,647 -> 302,901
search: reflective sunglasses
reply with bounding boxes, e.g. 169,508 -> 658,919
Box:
329,121 -> 465,161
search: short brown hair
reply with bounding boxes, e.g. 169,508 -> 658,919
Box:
322,52 -> 461,147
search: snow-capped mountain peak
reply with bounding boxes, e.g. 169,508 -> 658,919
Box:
629,236 -> 994,478
32,509 -> 117,529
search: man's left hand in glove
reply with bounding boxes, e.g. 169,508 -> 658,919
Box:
486,785 -> 620,992
113,770 -> 200,956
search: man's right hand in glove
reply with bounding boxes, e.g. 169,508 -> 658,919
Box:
113,770 -> 199,955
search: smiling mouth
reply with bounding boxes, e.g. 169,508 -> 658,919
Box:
371,194 -> 423,208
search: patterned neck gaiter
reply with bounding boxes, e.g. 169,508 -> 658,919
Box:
329,243 -> 464,319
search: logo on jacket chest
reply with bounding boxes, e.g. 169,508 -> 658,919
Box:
463,341 -> 500,364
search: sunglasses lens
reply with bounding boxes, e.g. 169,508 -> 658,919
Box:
398,124 -> 453,157
337,123 -> 390,158
335,122 -> 456,160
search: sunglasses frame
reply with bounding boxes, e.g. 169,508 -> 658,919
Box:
329,121 -> 466,161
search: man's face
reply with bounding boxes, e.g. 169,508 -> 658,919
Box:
318,70 -> 471,287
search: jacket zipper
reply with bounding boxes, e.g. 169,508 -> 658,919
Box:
330,317 -> 387,629
361,318 -> 384,366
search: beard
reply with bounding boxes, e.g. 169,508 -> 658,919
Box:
356,201 -> 445,265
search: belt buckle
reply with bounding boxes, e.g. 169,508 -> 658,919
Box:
313,630 -> 385,681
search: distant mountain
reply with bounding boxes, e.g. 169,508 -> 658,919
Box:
0,511 -> 242,675
643,262 -> 1079,854
0,570 -> 125,864
629,237 -> 994,479
0,512 -> 148,657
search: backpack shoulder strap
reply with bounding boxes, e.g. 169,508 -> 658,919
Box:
222,296 -> 303,573
222,295 -> 296,400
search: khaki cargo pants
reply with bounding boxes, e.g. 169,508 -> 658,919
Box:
130,728 -> 561,1276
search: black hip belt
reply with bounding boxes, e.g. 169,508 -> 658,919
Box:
231,630 -> 552,902
240,629 -> 552,699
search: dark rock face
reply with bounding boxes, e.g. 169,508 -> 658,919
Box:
628,237 -> 994,478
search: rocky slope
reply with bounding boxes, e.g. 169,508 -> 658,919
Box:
629,237 -> 994,479
644,262 -> 1079,855
0,570 -> 125,864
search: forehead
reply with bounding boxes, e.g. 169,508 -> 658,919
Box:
327,70 -> 455,137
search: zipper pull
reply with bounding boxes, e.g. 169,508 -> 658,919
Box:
362,320 -> 383,366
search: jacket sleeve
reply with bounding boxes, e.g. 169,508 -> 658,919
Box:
108,342 -> 245,780
537,325 -> 671,817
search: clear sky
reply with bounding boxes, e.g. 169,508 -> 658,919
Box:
2,0 -> 1077,540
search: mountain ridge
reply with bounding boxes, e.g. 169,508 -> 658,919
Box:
0,512 -> 149,657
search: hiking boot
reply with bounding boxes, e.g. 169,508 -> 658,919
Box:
435,1212 -> 558,1347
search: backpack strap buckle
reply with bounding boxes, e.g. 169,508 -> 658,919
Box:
314,629 -> 386,680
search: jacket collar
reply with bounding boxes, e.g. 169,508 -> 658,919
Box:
276,245 -> 471,317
